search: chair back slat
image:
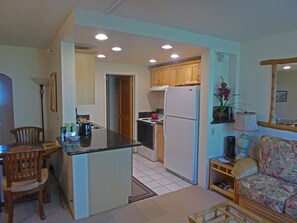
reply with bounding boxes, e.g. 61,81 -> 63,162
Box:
3,147 -> 42,188
10,126 -> 43,144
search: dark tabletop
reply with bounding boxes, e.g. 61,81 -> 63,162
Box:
0,142 -> 61,158
57,127 -> 142,156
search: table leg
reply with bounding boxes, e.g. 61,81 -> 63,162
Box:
43,156 -> 51,203
0,160 -> 3,212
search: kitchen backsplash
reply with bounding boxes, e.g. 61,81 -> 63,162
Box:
138,108 -> 164,118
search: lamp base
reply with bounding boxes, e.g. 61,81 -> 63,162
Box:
236,149 -> 248,160
236,133 -> 251,160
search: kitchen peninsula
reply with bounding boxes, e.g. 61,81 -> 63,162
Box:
57,126 -> 141,220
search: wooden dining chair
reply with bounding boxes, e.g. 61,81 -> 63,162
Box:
10,126 -> 43,145
1,146 -> 48,223
0,157 -> 3,213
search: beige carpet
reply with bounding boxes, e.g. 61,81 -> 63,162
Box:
0,178 -> 226,223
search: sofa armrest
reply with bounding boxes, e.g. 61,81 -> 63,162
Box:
231,158 -> 258,179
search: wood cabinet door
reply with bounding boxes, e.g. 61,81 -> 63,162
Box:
159,69 -> 169,85
174,67 -> 184,86
156,124 -> 164,163
150,69 -> 160,86
183,65 -> 193,84
184,63 -> 201,85
75,52 -> 95,105
168,68 -> 176,86
192,63 -> 201,84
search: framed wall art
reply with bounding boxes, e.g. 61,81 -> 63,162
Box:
276,90 -> 287,102
50,72 -> 57,112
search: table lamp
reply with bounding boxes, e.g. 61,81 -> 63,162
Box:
234,112 -> 258,159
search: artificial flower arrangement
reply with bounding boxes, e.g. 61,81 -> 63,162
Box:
213,76 -> 238,120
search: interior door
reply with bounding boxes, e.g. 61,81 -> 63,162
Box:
118,76 -> 133,138
0,73 -> 15,144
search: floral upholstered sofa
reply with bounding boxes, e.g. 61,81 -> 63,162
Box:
232,135 -> 297,223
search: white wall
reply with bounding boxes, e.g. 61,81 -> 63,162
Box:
198,49 -> 240,189
240,30 -> 297,122
240,30 -> 297,153
0,45 -> 50,136
76,61 -> 157,139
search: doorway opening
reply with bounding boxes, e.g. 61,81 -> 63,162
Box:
106,74 -> 134,139
0,73 -> 15,144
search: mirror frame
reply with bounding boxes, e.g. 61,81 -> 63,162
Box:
258,57 -> 297,133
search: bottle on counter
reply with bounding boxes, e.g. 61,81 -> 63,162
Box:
60,127 -> 66,141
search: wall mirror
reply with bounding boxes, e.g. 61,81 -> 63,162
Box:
258,57 -> 297,132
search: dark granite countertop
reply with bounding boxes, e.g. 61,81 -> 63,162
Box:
57,125 -> 141,156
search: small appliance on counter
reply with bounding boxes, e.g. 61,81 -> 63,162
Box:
151,113 -> 158,119
79,122 -> 92,136
80,135 -> 92,147
77,118 -> 92,136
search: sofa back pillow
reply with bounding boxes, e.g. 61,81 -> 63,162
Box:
259,135 -> 297,184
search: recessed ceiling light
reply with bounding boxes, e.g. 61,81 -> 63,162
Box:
162,45 -> 172,49
149,59 -> 157,63
95,33 -> 108,40
283,65 -> 291,70
170,54 -> 179,59
97,54 -> 106,58
112,47 -> 122,51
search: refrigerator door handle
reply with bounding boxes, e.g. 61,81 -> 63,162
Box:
164,116 -> 167,142
164,88 -> 168,116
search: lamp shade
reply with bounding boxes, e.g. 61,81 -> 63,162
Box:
234,112 -> 258,131
32,77 -> 48,86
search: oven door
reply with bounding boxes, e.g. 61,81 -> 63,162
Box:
137,120 -> 154,150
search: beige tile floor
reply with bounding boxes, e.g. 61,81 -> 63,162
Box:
133,153 -> 192,195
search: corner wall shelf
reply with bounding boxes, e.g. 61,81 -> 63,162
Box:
211,120 -> 235,124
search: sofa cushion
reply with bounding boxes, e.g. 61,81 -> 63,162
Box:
285,194 -> 297,219
259,135 -> 297,184
238,173 -> 297,214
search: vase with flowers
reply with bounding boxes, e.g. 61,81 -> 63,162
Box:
213,76 -> 238,122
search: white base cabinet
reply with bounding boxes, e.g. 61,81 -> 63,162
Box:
60,147 -> 132,220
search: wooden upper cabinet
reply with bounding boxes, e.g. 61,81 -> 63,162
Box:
167,69 -> 176,86
184,62 -> 201,85
150,60 -> 201,87
183,65 -> 193,85
192,63 -> 201,83
150,69 -> 161,86
75,50 -> 96,105
174,66 -> 185,86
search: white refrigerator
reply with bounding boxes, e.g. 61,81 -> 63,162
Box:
164,86 -> 199,184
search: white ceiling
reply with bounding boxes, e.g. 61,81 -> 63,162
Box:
64,26 -> 203,66
1,0 -> 297,66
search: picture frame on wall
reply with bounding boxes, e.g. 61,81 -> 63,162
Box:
50,72 -> 57,112
276,90 -> 287,102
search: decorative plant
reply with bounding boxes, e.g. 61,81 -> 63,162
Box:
213,76 -> 238,114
